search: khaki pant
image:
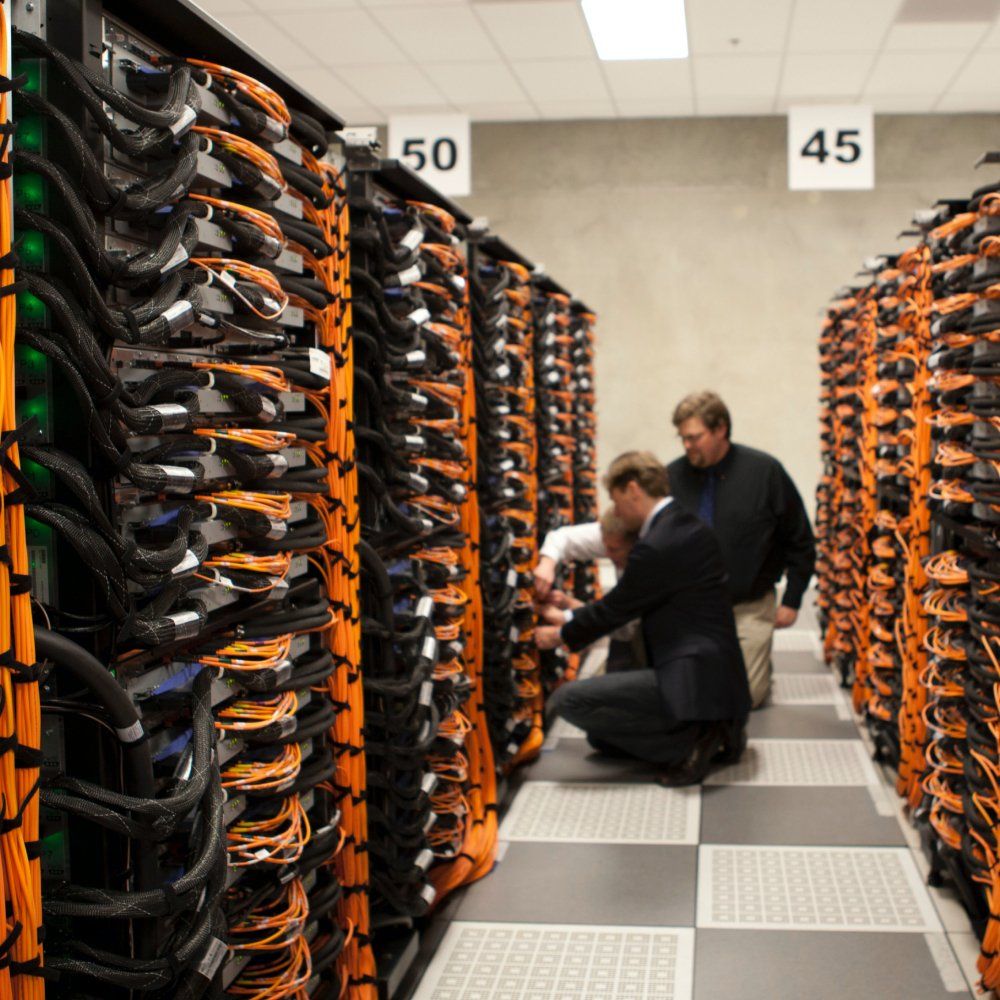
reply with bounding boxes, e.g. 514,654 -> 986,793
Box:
734,590 -> 776,709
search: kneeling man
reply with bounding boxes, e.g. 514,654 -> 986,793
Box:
537,451 -> 750,786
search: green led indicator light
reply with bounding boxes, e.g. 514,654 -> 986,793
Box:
13,173 -> 45,211
14,115 -> 44,154
15,345 -> 46,374
16,291 -> 47,327
19,230 -> 45,269
13,60 -> 43,96
21,397 -> 48,422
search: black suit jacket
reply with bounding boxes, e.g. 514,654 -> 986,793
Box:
561,502 -> 751,721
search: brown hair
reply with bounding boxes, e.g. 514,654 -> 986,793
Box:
599,508 -> 637,540
672,390 -> 732,439
601,451 -> 670,498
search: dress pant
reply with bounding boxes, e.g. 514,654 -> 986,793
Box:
547,668 -> 709,766
733,589 -> 776,709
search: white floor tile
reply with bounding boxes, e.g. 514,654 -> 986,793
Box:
705,739 -> 879,787
771,672 -> 839,705
697,845 -> 942,933
412,922 -> 695,1000
500,781 -> 701,845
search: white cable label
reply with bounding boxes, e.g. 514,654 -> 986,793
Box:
307,347 -> 331,381
116,720 -> 145,744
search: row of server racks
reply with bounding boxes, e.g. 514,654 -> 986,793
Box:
817,150 -> 1000,992
0,0 -> 600,997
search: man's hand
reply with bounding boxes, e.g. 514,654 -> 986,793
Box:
538,604 -> 567,626
547,589 -> 583,611
535,625 -> 564,650
775,605 -> 798,629
534,555 -> 556,600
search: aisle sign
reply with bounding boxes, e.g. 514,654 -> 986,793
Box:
388,114 -> 470,197
787,105 -> 874,191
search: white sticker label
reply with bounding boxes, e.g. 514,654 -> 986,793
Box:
788,105 -> 874,191
307,347 -> 331,381
387,113 -> 471,197
400,227 -> 424,252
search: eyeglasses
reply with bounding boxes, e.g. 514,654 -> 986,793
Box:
678,431 -> 707,446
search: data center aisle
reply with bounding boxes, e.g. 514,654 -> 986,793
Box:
408,601 -> 982,1000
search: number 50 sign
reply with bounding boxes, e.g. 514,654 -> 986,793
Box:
787,105 -> 874,191
388,114 -> 471,197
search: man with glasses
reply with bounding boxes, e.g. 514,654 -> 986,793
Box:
669,391 -> 815,707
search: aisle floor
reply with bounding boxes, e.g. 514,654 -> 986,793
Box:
409,606 -> 983,999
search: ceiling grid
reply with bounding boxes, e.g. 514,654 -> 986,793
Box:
196,0 -> 1000,123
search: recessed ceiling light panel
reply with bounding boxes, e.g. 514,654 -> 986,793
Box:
581,0 -> 689,61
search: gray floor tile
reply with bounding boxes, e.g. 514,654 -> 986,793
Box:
525,737 -> 658,783
748,703 -> 858,740
453,842 -> 698,926
700,786 -> 905,846
772,649 -> 825,673
695,930 -> 973,1000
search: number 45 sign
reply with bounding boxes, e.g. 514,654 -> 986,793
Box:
787,105 -> 874,191
388,114 -> 471,197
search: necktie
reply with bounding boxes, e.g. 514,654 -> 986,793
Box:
698,469 -> 716,527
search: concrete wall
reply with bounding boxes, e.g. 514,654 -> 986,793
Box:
456,114 -> 995,514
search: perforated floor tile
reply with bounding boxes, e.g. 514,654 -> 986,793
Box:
411,922 -> 695,1000
705,738 -> 879,786
499,781 -> 701,844
697,845 -> 941,932
771,673 -> 840,705
772,649 -> 826,673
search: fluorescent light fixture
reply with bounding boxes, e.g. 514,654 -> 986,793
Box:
581,0 -> 689,61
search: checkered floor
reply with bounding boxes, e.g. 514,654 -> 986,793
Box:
408,603 -> 980,999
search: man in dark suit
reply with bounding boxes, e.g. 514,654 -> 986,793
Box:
536,451 -> 751,786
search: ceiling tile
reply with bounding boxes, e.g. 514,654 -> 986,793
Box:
347,63 -> 449,108
602,60 -> 692,102
978,17 -> 1000,46
864,50 -> 968,93
220,14 -> 318,69
935,90 -> 1000,111
781,52 -> 875,97
775,94 -> 859,112
947,49 -> 999,91
336,105 -> 385,125
788,0 -> 904,51
465,101 -> 541,121
896,0 -> 1000,20
476,1 -> 595,60
697,95 -> 777,115
282,8 -> 408,65
286,66 -> 368,110
534,98 -> 616,120
195,0 -> 256,14
252,0 -> 358,9
884,21 -> 991,48
865,93 -> 937,111
693,54 -> 782,98
371,5 -> 500,61
423,61 -> 528,102
511,58 -> 609,102
686,0 -> 793,54
616,96 -> 695,117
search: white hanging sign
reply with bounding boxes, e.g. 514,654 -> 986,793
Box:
388,113 -> 470,197
787,105 -> 874,191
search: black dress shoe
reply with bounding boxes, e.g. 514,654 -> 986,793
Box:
655,723 -> 726,787
712,719 -> 747,764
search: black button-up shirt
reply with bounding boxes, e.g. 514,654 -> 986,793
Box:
666,443 -> 816,609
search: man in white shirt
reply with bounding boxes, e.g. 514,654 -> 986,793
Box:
534,509 -> 642,671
